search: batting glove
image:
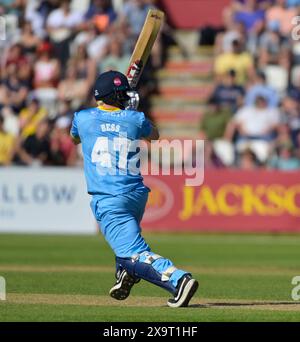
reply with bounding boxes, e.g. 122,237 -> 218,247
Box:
125,91 -> 140,110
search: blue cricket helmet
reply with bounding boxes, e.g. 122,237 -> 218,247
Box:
94,70 -> 131,108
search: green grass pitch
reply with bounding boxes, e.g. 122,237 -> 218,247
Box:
0,233 -> 300,322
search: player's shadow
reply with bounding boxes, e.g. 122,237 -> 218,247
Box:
189,301 -> 300,308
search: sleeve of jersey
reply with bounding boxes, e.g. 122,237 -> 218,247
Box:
140,113 -> 152,138
70,112 -> 79,138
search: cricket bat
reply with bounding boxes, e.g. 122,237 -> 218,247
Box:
126,9 -> 164,89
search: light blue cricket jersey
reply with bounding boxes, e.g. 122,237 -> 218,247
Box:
70,106 -> 152,195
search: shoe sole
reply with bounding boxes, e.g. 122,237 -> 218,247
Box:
167,279 -> 199,308
109,272 -> 136,300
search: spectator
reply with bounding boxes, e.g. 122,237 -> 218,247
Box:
19,21 -> 41,59
5,44 -> 27,69
50,116 -> 77,166
121,0 -> 153,37
199,99 -> 233,141
70,44 -> 96,91
100,38 -> 130,73
215,39 -> 254,84
24,0 -> 48,39
245,70 -> 279,108
268,143 -> 300,170
257,22 -> 290,69
47,0 -> 84,64
238,148 -> 260,170
33,41 -> 60,116
73,23 -> 109,61
266,0 -> 297,38
58,63 -> 90,108
14,119 -> 52,166
281,92 -> 300,147
234,0 -> 265,33
85,0 -> 117,32
19,98 -> 47,139
225,95 -> 281,161
33,42 -> 60,89
215,20 -> 246,55
0,113 -> 15,166
210,69 -> 245,112
227,95 -> 280,140
1,63 -> 29,113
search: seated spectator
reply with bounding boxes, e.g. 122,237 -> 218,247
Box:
33,42 -> 60,116
275,123 -> 294,150
238,148 -> 261,170
14,119 -> 52,166
0,63 -> 29,113
234,0 -> 265,33
5,44 -> 27,69
281,92 -> 300,147
50,116 -> 77,166
0,113 -> 15,166
215,19 -> 246,55
69,44 -> 96,91
266,0 -> 297,38
34,42 -> 60,89
73,23 -> 109,61
85,0 -> 117,32
121,0 -> 153,37
47,0 -> 84,64
24,0 -> 48,39
99,38 -> 131,74
268,143 -> 300,170
19,98 -> 47,139
18,62 -> 33,90
209,69 -> 245,112
225,95 -> 280,162
227,95 -> 280,140
58,64 -> 89,109
245,71 -> 279,108
257,22 -> 290,69
0,106 -> 19,137
199,100 -> 233,141
214,39 -> 254,84
19,21 -> 41,59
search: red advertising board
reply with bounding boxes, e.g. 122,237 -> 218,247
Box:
143,170 -> 300,232
159,0 -> 231,29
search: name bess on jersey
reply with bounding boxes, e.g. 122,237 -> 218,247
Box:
101,123 -> 120,133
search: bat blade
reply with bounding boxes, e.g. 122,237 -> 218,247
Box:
126,9 -> 164,89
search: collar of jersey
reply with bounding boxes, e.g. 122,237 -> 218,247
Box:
98,105 -> 121,112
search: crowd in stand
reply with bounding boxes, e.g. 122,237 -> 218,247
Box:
201,0 -> 300,170
0,0 -> 158,166
0,0 -> 300,171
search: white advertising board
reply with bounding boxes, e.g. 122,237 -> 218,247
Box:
0,167 -> 96,234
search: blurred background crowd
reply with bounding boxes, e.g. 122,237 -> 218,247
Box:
0,0 -> 160,167
204,0 -> 300,170
0,0 -> 300,170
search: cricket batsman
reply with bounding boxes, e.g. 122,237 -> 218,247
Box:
70,70 -> 199,307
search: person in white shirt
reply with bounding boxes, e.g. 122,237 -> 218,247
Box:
47,0 -> 83,64
225,95 -> 280,162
